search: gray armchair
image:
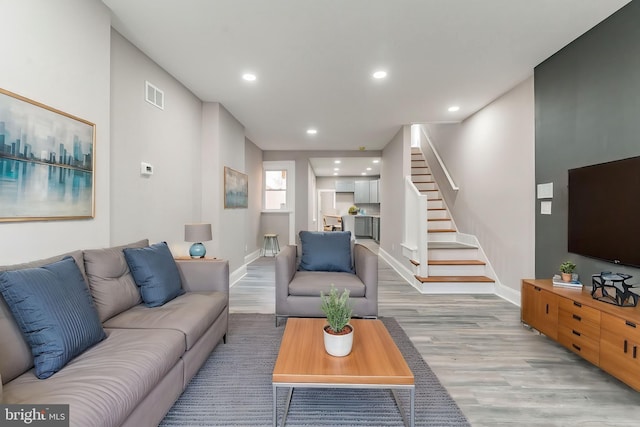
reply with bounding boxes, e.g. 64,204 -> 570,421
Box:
275,242 -> 378,325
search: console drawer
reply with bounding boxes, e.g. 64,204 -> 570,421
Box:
558,308 -> 600,339
558,325 -> 600,365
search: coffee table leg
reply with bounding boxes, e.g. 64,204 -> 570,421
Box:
391,388 -> 415,427
280,387 -> 294,427
272,385 -> 277,427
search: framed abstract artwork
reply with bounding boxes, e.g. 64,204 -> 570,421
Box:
224,166 -> 248,209
0,88 -> 96,222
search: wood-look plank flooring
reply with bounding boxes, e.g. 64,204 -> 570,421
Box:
229,240 -> 640,426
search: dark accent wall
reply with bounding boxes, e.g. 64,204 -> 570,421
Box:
535,1 -> 640,280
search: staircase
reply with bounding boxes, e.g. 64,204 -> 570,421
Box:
409,148 -> 495,293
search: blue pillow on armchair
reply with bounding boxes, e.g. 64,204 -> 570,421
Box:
0,257 -> 106,379
298,231 -> 354,273
123,242 -> 184,307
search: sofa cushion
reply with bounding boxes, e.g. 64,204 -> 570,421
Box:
103,291 -> 227,351
83,239 -> 148,322
0,257 -> 106,379
0,250 -> 85,384
289,271 -> 366,297
298,231 -> 354,273
1,328 -> 184,427
124,242 -> 184,307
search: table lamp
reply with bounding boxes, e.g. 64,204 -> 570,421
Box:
185,223 -> 212,258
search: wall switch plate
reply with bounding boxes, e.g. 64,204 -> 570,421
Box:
140,162 -> 154,176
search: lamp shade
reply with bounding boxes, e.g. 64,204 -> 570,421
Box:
185,223 -> 212,243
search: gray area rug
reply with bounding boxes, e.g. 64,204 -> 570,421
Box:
160,314 -> 470,426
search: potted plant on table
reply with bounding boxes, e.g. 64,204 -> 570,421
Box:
348,205 -> 359,215
560,261 -> 576,282
320,285 -> 354,357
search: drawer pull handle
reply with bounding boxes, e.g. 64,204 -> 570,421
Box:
624,340 -> 628,353
625,321 -> 637,328
572,330 -> 581,337
573,301 -> 582,308
546,304 -> 549,315
534,286 -> 541,291
572,344 -> 581,352
572,314 -> 581,321
634,346 -> 638,359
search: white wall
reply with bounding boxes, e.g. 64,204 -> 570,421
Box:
427,77 -> 535,295
245,138 -> 263,257
201,103 -> 247,273
380,126 -> 411,260
110,30 -> 203,252
0,0 -> 111,264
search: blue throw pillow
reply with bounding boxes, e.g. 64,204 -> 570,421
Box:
298,231 -> 354,273
123,242 -> 184,307
0,257 -> 106,379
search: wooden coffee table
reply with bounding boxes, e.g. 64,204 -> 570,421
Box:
272,318 -> 415,426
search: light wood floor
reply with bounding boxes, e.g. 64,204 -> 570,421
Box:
230,241 -> 640,426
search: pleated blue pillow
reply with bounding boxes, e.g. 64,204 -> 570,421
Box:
0,257 -> 106,379
298,231 -> 354,273
123,242 -> 184,307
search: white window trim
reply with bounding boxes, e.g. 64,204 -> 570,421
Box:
262,161 -> 296,244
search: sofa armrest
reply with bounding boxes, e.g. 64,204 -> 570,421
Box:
354,244 -> 378,301
175,259 -> 229,293
275,245 -> 297,303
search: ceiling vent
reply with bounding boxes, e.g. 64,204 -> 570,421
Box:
145,81 -> 164,110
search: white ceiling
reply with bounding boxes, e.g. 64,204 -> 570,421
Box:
103,0 -> 629,154
309,156 -> 381,177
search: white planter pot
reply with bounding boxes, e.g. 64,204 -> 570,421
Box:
323,324 -> 354,357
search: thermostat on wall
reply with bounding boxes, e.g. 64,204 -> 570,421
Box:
140,162 -> 154,176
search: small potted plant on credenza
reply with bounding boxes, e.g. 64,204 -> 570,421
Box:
560,261 -> 576,282
320,285 -> 354,357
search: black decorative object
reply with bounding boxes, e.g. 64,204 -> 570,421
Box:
591,272 -> 638,307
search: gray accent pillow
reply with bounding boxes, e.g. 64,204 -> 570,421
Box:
0,257 -> 106,379
83,239 -> 148,322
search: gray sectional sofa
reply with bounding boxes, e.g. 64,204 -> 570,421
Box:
0,239 -> 229,427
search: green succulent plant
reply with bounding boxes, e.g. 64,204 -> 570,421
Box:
560,261 -> 576,274
320,285 -> 353,334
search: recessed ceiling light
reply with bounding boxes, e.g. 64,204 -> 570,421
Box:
448,106 -> 460,112
334,168 -> 339,171
372,159 -> 380,164
242,73 -> 256,81
334,160 -> 341,164
306,129 -> 317,135
366,167 -> 372,171
361,172 -> 367,175
333,172 -> 338,176
373,70 -> 387,79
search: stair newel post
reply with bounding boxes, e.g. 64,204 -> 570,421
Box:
417,191 -> 429,278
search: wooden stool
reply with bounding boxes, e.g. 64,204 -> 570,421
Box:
262,233 -> 280,256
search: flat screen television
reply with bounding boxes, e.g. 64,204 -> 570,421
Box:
568,155 -> 640,268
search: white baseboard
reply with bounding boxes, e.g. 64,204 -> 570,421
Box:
230,265 -> 247,288
378,248 -> 422,292
496,283 -> 521,307
244,249 -> 261,265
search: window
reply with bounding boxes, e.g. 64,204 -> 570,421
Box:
265,169 -> 287,210
263,161 -> 295,211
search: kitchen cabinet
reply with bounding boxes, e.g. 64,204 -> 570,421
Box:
336,178 -> 355,193
372,217 -> 380,242
354,216 -> 372,237
354,179 -> 380,204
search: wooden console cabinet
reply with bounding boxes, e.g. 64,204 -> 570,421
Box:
522,279 -> 640,391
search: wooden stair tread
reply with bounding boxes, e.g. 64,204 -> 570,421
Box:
428,242 -> 477,249
428,218 -> 450,221
428,260 -> 486,266
414,275 -> 495,283
428,228 -> 456,233
427,208 -> 446,211
409,259 -> 420,266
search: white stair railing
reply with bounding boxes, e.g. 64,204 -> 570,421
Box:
404,176 -> 428,277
